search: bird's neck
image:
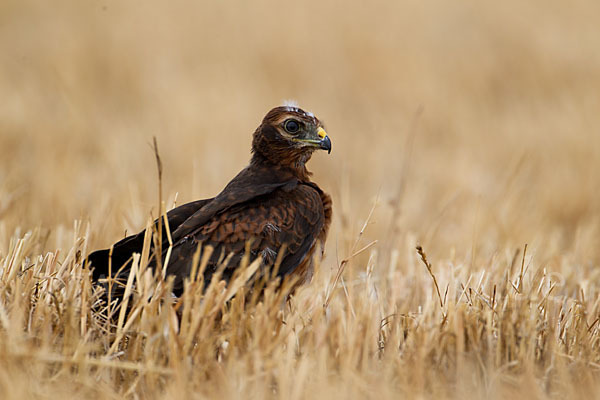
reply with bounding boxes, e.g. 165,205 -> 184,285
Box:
250,151 -> 312,182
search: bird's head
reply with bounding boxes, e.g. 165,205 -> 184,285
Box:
251,105 -> 331,175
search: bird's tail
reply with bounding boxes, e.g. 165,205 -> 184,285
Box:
86,248 -> 111,281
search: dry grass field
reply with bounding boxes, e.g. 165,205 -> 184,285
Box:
1,0 -> 600,398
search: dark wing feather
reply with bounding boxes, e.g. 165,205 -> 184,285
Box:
164,183 -> 325,293
171,164 -> 298,242
87,198 -> 213,280
87,166 -> 299,282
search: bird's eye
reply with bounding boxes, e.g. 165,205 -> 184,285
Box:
284,119 -> 300,134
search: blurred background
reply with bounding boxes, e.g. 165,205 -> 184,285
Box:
1,0 -> 599,269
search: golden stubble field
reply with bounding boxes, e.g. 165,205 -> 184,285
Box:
1,0 -> 600,398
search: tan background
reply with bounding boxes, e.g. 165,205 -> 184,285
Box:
1,2 -> 600,397
2,1 -> 599,265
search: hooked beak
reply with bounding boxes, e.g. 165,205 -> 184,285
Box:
293,126 -> 332,154
319,135 -> 332,154
316,127 -> 332,154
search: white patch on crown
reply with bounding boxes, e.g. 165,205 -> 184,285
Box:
282,99 -> 299,108
281,100 -> 316,121
282,100 -> 316,120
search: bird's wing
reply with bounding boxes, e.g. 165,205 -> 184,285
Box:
88,198 -> 213,280
164,183 -> 325,293
88,165 -> 299,282
171,165 -> 299,242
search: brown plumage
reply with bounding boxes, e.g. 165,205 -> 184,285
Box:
87,105 -> 332,297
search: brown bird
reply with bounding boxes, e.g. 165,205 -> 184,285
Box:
87,105 -> 332,297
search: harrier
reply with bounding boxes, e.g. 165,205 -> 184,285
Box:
86,105 -> 332,297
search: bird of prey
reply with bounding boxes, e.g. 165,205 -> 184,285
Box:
86,105 -> 332,297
